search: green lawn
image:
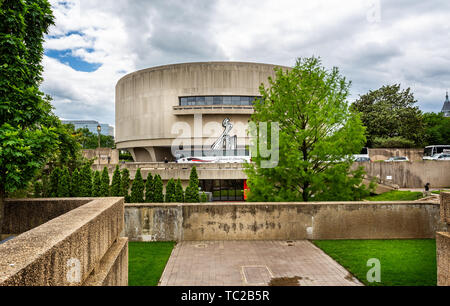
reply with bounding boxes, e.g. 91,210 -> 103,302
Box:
313,239 -> 437,286
128,241 -> 175,286
431,190 -> 450,195
364,190 -> 423,201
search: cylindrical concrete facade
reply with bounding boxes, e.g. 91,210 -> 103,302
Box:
115,62 -> 288,162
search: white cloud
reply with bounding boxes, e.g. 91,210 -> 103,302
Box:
41,0 -> 450,125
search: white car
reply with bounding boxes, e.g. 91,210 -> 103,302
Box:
385,156 -> 409,162
429,153 -> 450,161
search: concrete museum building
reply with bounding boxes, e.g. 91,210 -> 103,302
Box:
115,62 -> 288,200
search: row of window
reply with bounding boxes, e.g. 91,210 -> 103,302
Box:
179,96 -> 260,106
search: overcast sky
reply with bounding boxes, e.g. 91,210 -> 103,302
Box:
42,0 -> 450,126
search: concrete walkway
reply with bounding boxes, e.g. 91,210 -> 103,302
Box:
159,240 -> 363,286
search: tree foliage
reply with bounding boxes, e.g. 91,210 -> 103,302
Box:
110,165 -> 121,196
0,0 -> 58,226
92,170 -> 101,197
121,168 -> 130,203
422,112 -> 450,146
49,167 -> 61,198
80,163 -> 92,197
174,179 -> 184,203
145,173 -> 154,203
351,84 -> 424,147
73,127 -> 115,149
70,168 -> 80,197
245,57 -> 371,202
57,167 -> 70,197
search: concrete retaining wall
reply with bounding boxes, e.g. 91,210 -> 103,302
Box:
0,198 -> 128,286
354,161 -> 450,188
437,193 -> 450,286
125,201 -> 447,242
369,148 -> 423,162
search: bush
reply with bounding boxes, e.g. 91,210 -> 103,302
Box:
80,163 -> 93,197
58,167 -> 71,197
121,168 -> 131,203
372,136 -> 416,148
201,192 -> 208,203
130,168 -> 145,203
70,168 -> 81,197
153,174 -> 164,203
185,167 -> 200,202
92,170 -> 101,197
145,173 -> 154,203
49,167 -> 61,197
34,181 -> 42,198
165,179 -> 176,202
100,167 -> 110,197
174,179 -> 184,202
110,165 -> 121,196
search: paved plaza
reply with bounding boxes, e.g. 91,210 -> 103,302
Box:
159,240 -> 363,286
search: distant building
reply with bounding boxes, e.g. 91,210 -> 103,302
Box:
61,119 -> 114,136
442,92 -> 450,117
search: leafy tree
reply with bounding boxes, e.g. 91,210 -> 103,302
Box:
185,167 -> 200,202
174,179 -> 184,202
110,165 -> 121,196
245,57 -> 371,202
41,174 -> 50,197
49,167 -> 61,198
201,192 -> 208,203
92,171 -> 101,197
0,0 -> 59,228
351,84 -> 424,147
80,163 -> 92,197
57,167 -> 71,197
153,175 -> 164,203
70,168 -> 81,197
145,173 -> 154,203
100,167 -> 110,197
165,178 -> 176,203
422,112 -> 450,146
130,168 -> 144,203
73,127 -> 115,149
372,136 -> 416,149
34,181 -> 42,198
121,168 -> 131,203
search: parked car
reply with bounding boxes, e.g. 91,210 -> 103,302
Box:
429,153 -> 450,160
385,156 -> 409,162
354,157 -> 371,162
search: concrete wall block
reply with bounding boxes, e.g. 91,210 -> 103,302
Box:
441,192 -> 450,224
436,232 -> 450,286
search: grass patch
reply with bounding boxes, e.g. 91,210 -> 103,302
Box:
128,241 -> 175,286
313,239 -> 436,286
431,190 -> 450,195
364,190 -> 423,201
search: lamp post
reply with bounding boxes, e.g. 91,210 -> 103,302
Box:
97,124 -> 101,165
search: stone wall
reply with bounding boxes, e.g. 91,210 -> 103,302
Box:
437,192 -> 450,286
0,198 -> 127,286
83,148 -> 119,165
124,202 -> 446,242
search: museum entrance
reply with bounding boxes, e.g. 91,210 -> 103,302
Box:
199,179 -> 245,201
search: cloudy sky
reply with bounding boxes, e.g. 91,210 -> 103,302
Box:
42,0 -> 450,126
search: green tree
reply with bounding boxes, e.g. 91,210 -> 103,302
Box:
49,167 -> 61,198
130,168 -> 144,203
174,179 -> 184,202
145,173 -> 154,203
422,112 -> 450,146
153,174 -> 164,203
34,181 -> 42,198
74,127 -> 115,149
100,167 -> 110,197
92,171 -> 101,197
121,168 -> 131,203
0,0 -> 59,228
80,163 -> 92,197
110,165 -> 121,196
70,168 -> 81,197
165,178 -> 176,203
201,192 -> 208,203
351,84 -> 424,147
245,57 -> 371,202
41,174 -> 50,197
57,167 -> 70,197
185,167 -> 200,202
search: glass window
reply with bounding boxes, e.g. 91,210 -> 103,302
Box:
231,96 -> 241,105
179,96 -> 262,106
223,96 -> 232,105
180,97 -> 188,106
206,96 -> 213,105
213,96 -> 223,105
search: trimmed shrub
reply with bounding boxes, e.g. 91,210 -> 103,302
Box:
174,179 -> 184,202
121,168 -> 131,203
165,178 -> 176,202
201,192 -> 208,203
80,163 -> 93,197
145,173 -> 154,203
100,167 -> 110,197
57,167 -> 71,197
92,170 -> 101,197
372,136 -> 416,148
34,181 -> 42,198
110,165 -> 121,196
70,168 -> 81,197
130,168 -> 145,203
153,174 -> 164,203
185,166 -> 200,202
49,167 -> 61,198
